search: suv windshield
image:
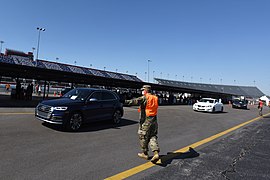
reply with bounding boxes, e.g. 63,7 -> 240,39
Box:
200,99 -> 215,103
63,89 -> 92,101
234,99 -> 246,104
234,99 -> 239,103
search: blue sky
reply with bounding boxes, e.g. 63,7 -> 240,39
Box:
1,0 -> 270,95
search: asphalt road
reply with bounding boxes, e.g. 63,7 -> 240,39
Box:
138,113 -> 270,180
0,105 -> 269,180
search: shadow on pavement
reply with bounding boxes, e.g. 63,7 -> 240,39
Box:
152,147 -> 200,167
41,118 -> 138,132
263,115 -> 270,119
197,111 -> 228,114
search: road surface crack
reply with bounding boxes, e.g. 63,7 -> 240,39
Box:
220,123 -> 263,180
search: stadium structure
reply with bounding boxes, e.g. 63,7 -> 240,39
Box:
0,48 -> 265,103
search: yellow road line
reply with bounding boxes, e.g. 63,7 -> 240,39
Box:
0,112 -> 34,115
105,112 -> 270,180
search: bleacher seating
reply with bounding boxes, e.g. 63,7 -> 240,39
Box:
38,60 -> 62,70
0,56 -> 15,64
106,72 -> 122,80
11,55 -> 35,67
67,65 -> 86,74
120,74 -> 135,81
87,69 -> 106,77
80,68 -> 93,75
0,56 -> 143,82
57,63 -> 72,72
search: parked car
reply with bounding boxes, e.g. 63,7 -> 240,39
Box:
193,98 -> 224,112
232,99 -> 248,109
35,88 -> 124,131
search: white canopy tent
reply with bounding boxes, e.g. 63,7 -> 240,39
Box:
260,95 -> 270,106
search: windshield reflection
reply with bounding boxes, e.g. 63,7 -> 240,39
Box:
63,89 -> 92,101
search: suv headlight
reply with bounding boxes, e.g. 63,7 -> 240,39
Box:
52,107 -> 68,111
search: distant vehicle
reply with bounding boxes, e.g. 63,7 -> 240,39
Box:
232,99 -> 248,109
193,98 -> 224,112
35,88 -> 124,131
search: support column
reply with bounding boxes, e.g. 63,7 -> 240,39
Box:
43,81 -> 47,99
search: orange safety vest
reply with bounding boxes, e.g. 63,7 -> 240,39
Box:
259,101 -> 263,107
145,93 -> 158,117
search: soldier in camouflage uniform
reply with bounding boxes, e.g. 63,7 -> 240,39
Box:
125,85 -> 160,162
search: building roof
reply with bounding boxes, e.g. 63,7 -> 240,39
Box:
155,78 -> 264,98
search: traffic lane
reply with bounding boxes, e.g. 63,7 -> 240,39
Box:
0,108 -> 142,180
112,105 -> 266,180
157,105 -> 262,154
0,107 -> 34,113
0,105 -> 265,180
139,114 -> 270,180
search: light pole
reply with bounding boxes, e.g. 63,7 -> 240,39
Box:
74,61 -> 77,66
56,57 -> 59,62
90,64 -> 92,68
160,72 -> 162,79
175,75 -> 177,80
147,59 -> 151,82
115,69 -> 118,73
144,72 -> 147,81
104,67 -> 106,71
220,78 -> 223,84
36,27 -> 45,60
253,80 -> 256,86
153,71 -> 155,82
0,40 -> 4,54
182,75 -> 185,81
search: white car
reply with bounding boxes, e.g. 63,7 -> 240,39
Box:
193,98 -> 224,112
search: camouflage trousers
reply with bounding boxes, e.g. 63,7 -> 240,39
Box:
138,116 -> 160,153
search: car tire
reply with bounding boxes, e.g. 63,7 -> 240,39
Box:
212,107 -> 215,113
112,109 -> 122,124
66,112 -> 83,131
221,107 -> 224,112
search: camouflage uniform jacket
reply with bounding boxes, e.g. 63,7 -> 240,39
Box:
125,95 -> 147,124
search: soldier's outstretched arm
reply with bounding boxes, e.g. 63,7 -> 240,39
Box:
125,96 -> 145,106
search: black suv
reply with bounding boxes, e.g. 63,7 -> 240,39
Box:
232,99 -> 248,109
35,88 -> 124,131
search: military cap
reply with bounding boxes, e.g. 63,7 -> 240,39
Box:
141,85 -> 151,90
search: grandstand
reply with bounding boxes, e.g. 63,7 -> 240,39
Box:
0,49 -> 265,101
155,78 -> 264,98
0,55 -> 142,82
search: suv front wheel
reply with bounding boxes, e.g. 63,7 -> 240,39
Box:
112,110 -> 122,124
66,112 -> 83,131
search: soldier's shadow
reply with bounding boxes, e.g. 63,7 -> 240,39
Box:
150,147 -> 200,167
